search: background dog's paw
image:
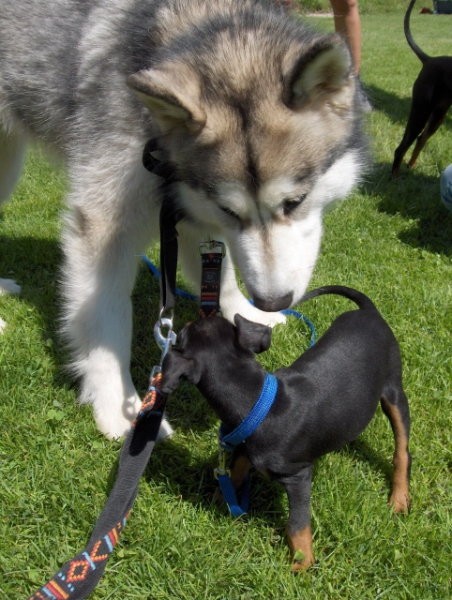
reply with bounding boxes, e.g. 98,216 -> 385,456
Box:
0,278 -> 21,296
0,317 -> 6,333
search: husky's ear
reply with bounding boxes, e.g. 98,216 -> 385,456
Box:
284,38 -> 353,109
234,314 -> 272,354
128,66 -> 206,133
161,352 -> 201,395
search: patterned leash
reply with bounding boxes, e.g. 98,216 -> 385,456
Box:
28,340 -> 172,600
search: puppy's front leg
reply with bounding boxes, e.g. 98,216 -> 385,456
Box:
280,466 -> 315,571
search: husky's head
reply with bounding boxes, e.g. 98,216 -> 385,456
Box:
129,6 -> 366,311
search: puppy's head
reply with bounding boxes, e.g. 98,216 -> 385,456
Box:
161,314 -> 271,395
129,5 -> 366,311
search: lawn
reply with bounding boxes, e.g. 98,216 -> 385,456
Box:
1,9 -> 451,600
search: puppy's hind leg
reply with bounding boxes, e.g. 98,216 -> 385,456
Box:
380,390 -> 411,514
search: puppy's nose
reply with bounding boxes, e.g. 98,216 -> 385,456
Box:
253,292 -> 293,312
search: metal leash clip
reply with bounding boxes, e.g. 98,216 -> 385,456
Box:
214,446 -> 231,479
154,309 -> 177,363
199,240 -> 226,257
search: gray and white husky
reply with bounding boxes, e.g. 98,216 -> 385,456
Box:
0,0 -> 366,438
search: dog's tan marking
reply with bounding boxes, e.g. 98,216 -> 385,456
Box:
287,525 -> 314,571
230,454 -> 252,490
382,400 -> 411,514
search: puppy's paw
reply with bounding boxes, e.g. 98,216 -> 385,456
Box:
0,317 -> 6,333
0,278 -> 21,295
291,549 -> 315,572
388,491 -> 411,515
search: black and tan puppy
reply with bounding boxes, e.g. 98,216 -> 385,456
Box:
392,0 -> 452,177
162,286 -> 411,570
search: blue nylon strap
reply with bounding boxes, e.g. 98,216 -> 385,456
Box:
220,373 -> 278,451
217,474 -> 250,518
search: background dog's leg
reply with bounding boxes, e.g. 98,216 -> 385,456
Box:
380,393 -> 411,514
392,96 -> 430,176
60,158 -> 171,439
407,106 -> 449,169
177,223 -> 286,327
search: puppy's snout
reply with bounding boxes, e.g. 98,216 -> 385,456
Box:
253,292 -> 293,312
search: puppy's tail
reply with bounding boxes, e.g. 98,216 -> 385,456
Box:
404,0 -> 430,64
300,286 -> 376,311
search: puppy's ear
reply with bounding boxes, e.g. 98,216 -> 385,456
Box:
128,65 -> 206,134
161,352 -> 201,395
234,314 -> 272,354
284,38 -> 354,110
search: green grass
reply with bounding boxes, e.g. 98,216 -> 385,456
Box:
296,0 -> 411,14
1,11 -> 451,600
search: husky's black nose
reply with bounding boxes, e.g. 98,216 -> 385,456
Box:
253,293 -> 293,312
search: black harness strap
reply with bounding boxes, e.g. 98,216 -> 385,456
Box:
144,137 -> 184,313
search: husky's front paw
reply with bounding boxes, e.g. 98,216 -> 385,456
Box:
85,386 -> 174,440
89,389 -> 142,440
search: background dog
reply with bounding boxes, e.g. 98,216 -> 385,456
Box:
0,0 -> 366,438
392,0 -> 452,176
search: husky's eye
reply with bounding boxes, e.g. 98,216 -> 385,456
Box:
220,206 -> 241,221
282,195 -> 306,216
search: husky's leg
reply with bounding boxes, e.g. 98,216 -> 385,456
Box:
0,127 -> 27,204
177,223 -> 286,327
61,157 -> 172,439
0,127 -> 26,297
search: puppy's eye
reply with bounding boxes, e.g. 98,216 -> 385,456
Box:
282,195 -> 306,216
220,206 -> 241,221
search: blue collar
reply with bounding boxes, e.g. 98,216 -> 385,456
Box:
219,373 -> 278,451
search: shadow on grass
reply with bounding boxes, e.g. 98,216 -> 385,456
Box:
366,83 -> 452,128
365,84 -> 413,124
0,234 -> 69,378
122,434 -> 396,530
0,234 -> 205,403
364,162 -> 452,255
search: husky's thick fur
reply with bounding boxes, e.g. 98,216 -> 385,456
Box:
0,0 -> 366,438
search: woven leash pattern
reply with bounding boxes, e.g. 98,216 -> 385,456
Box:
28,367 -> 166,600
28,517 -> 128,600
